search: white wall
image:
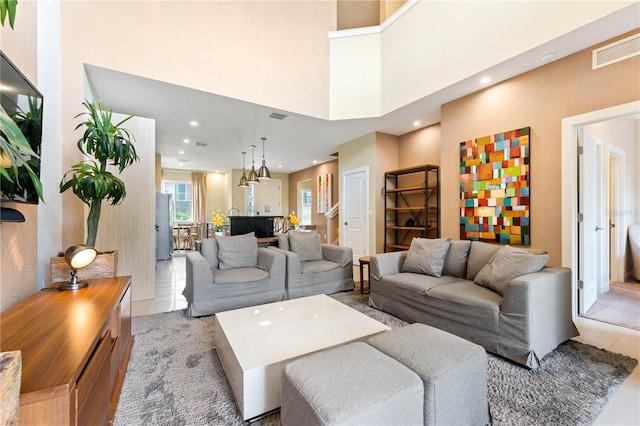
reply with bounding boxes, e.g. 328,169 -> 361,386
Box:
37,0 -> 63,289
585,117 -> 639,230
95,114 -> 156,301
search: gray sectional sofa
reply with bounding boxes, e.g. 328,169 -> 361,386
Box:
369,238 -> 579,368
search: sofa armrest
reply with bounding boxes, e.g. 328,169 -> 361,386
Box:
185,251 -> 214,301
257,247 -> 286,274
501,267 -> 572,314
370,251 -> 407,280
500,266 -> 577,364
321,244 -> 353,267
266,246 -> 302,275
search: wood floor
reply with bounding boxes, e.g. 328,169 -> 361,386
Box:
584,281 -> 640,331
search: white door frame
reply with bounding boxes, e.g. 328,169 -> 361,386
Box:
608,145 -> 626,283
577,128 -> 604,314
561,100 -> 640,318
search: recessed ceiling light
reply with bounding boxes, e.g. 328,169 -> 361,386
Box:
179,162 -> 184,166
189,121 -> 198,126
278,165 -> 283,168
179,150 -> 184,154
312,160 -> 318,164
480,76 -> 491,84
183,139 -> 190,143
413,120 -> 421,126
541,52 -> 556,62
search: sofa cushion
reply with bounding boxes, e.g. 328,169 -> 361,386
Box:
215,232 -> 258,269
213,266 -> 269,283
402,237 -> 452,277
466,241 -> 502,281
200,238 -> 219,269
289,231 -> 323,262
474,245 -> 549,295
382,273 -> 459,296
442,240 -> 472,278
301,260 -> 340,274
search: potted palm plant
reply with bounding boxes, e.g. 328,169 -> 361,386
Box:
60,100 -> 139,247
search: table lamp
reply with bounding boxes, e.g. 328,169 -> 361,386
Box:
58,244 -> 98,290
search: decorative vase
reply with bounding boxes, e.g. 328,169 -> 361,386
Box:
215,231 -> 225,237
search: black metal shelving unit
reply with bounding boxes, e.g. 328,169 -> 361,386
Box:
384,164 -> 440,252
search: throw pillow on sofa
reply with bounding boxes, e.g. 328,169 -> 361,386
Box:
474,245 -> 549,295
289,231 -> 323,262
442,240 -> 472,278
216,232 -> 258,269
402,237 -> 452,277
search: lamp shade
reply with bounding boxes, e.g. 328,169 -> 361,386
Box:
64,244 -> 97,269
247,145 -> 259,183
258,137 -> 271,179
238,151 -> 250,187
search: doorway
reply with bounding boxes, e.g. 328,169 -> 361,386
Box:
297,179 -> 312,226
562,100 -> 640,329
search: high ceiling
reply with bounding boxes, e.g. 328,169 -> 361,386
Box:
87,4 -> 639,175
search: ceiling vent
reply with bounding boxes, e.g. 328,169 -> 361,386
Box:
592,33 -> 640,69
193,141 -> 208,147
178,159 -> 189,162
269,112 -> 287,120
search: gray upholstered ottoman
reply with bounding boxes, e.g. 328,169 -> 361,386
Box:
368,323 -> 491,426
281,342 -> 423,426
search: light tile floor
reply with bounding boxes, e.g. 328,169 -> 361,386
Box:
133,256 -> 640,425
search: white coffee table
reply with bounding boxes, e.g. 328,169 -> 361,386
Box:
214,294 -> 390,421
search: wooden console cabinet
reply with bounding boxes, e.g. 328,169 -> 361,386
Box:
0,276 -> 134,425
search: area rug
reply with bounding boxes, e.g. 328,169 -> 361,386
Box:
114,292 -> 637,426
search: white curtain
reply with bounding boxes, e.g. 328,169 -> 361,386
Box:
192,172 -> 207,237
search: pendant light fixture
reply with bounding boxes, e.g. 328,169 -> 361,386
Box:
258,137 -> 271,180
247,145 -> 259,183
238,151 -> 249,188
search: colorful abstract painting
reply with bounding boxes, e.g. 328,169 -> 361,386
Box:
459,127 -> 530,245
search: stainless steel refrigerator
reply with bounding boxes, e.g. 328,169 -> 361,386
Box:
156,193 -> 173,260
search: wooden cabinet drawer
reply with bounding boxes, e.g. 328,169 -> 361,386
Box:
76,330 -> 113,426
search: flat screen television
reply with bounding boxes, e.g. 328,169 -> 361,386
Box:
229,216 -> 275,238
0,50 -> 43,204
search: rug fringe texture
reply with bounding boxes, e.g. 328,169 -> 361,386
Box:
114,292 -> 637,426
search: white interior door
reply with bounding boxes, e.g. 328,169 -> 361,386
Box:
578,128 -> 603,314
343,167 -> 368,264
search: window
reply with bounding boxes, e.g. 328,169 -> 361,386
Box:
163,180 -> 193,222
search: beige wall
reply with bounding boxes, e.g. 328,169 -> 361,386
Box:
375,132 -> 399,252
337,0 -> 379,30
398,124 -> 441,168
380,0 -> 406,23
289,160 -> 339,244
1,1 -> 39,311
440,30 -> 640,266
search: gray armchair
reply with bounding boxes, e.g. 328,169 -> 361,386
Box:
269,231 -> 354,298
183,237 -> 286,317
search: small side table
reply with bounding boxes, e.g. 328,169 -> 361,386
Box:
358,256 -> 371,294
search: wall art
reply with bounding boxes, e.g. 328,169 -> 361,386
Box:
317,173 -> 332,214
459,127 -> 530,245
